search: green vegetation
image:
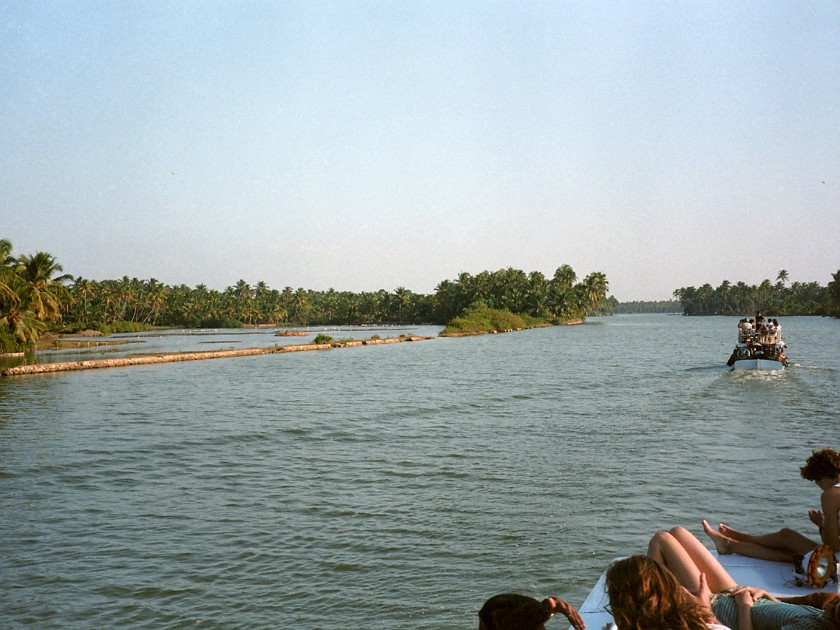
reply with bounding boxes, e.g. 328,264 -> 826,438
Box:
311,333 -> 368,346
612,300 -> 682,314
1,239 -> 71,351
53,264 -> 608,330
1,237 -> 611,347
434,266 -> 608,325
8,234 -> 838,351
673,269 -> 840,316
440,303 -> 529,335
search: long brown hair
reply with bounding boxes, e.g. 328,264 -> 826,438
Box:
605,555 -> 709,630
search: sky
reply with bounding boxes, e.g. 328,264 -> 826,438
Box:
2,1 -> 838,301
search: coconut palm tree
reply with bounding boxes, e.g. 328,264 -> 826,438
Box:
581,272 -> 609,311
391,286 -> 413,323
72,277 -> 96,323
1,246 -> 70,346
0,239 -> 17,309
14,251 -> 72,322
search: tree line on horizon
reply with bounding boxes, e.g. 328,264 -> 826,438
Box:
6,238 -> 837,352
673,269 -> 840,317
1,238 -> 610,351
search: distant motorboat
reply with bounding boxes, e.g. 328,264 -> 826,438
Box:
726,317 -> 788,371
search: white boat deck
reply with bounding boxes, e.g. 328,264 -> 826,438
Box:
573,554 -> 837,630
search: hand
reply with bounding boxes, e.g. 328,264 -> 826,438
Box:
729,586 -> 777,602
734,588 -> 756,609
809,509 -> 825,529
683,573 -> 714,612
545,597 -> 585,630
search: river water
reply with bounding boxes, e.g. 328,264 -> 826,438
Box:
1,315 -> 838,629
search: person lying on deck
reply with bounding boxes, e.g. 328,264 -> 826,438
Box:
478,593 -> 585,630
604,554 -> 733,630
647,526 -> 840,630
703,448 -> 840,562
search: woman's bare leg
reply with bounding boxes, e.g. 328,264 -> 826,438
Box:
647,530 -> 735,594
717,522 -> 819,554
669,526 -> 737,592
702,519 -> 817,561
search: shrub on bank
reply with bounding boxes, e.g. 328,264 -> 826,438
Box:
0,327 -> 25,353
58,320 -> 159,335
441,302 -> 528,335
199,317 -> 244,329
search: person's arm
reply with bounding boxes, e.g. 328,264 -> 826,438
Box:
778,592 -> 840,609
543,597 -> 585,630
733,589 -> 755,630
820,488 -> 840,552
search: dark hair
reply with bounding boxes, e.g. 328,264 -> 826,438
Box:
605,556 -> 708,630
800,448 -> 840,482
478,594 -> 550,630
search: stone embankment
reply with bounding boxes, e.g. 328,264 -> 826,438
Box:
1,336 -> 431,377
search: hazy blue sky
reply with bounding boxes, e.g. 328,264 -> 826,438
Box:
2,1 -> 838,300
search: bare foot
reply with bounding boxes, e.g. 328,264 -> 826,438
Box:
717,522 -> 750,542
702,519 -> 732,555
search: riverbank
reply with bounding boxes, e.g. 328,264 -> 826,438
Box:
438,319 -> 581,337
1,335 -> 432,377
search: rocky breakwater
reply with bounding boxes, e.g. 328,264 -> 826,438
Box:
1,336 -> 432,377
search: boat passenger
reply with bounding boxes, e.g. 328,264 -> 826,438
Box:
758,323 -> 772,345
737,319 -> 750,344
604,555 -> 732,629
703,448 -> 840,560
477,593 -> 584,630
647,526 -> 840,630
772,319 -> 782,345
765,321 -> 776,345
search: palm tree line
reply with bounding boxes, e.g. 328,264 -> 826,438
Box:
1,239 -> 611,350
674,269 -> 840,316
60,267 -> 609,329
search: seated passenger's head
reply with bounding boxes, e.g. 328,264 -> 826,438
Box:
478,594 -> 550,630
800,448 -> 840,482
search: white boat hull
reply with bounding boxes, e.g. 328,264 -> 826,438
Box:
730,358 -> 785,371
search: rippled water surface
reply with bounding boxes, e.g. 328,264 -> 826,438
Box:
1,315 -> 838,628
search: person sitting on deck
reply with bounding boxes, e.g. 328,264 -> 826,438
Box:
746,320 -> 756,343
702,447 -> 840,562
647,526 -> 840,630
738,319 -> 750,344
757,323 -> 770,345
766,320 -> 776,344
478,593 -> 584,630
